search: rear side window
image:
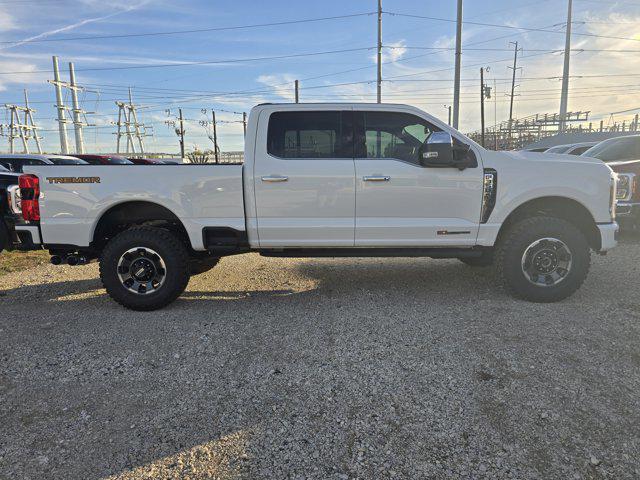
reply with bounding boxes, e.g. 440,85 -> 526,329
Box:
267,111 -> 353,159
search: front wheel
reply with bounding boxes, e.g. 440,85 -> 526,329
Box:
495,216 -> 590,303
100,226 -> 190,311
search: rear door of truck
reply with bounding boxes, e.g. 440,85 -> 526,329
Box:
252,107 -> 356,247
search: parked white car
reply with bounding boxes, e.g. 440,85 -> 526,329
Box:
16,103 -> 618,310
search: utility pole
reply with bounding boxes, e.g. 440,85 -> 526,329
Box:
212,110 -> 219,163
452,0 -> 463,129
242,112 -> 247,137
480,67 -> 486,148
50,56 -> 69,154
68,62 -> 85,154
508,41 -> 520,140
558,0 -> 573,133
177,108 -> 185,159
128,88 -> 145,153
493,79 -> 498,150
377,0 -> 382,103
295,80 -> 299,103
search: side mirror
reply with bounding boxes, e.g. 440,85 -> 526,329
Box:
420,131 -> 454,167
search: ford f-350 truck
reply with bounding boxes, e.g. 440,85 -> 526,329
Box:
15,103 -> 618,310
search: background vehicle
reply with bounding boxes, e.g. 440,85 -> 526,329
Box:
0,167 -> 21,253
582,135 -> 640,229
47,155 -> 89,165
72,154 -> 133,165
546,142 -> 598,156
0,154 -> 53,172
128,157 -> 178,165
18,103 -> 618,310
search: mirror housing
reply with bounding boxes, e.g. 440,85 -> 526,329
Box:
420,132 -> 472,170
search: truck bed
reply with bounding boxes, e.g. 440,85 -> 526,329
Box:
24,164 -> 245,250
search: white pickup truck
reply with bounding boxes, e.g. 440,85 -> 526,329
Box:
16,103 -> 618,310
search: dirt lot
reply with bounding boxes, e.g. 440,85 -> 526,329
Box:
1,237 -> 639,479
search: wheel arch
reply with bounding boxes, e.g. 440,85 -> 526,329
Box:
91,200 -> 190,250
496,196 -> 601,251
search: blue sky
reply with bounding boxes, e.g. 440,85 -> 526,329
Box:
1,0 -> 640,153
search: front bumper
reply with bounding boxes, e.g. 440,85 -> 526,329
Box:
615,201 -> 640,230
597,222 -> 619,252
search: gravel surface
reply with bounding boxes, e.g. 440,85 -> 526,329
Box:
1,236 -> 639,479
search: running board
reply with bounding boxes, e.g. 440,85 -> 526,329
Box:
259,247 -> 486,259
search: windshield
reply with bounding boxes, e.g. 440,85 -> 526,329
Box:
49,158 -> 88,165
546,145 -> 572,154
107,156 -> 133,165
582,137 -> 640,162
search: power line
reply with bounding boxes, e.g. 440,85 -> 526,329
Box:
0,12 -> 375,45
0,47 -> 374,76
385,11 -> 640,43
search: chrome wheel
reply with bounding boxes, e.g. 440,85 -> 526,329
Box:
521,237 -> 572,287
117,247 -> 167,295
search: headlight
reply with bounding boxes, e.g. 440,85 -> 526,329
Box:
616,173 -> 635,201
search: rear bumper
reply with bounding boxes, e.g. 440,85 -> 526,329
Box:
597,222 -> 619,252
13,224 -> 41,249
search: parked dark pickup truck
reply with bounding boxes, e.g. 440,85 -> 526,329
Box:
0,164 -> 21,253
583,136 -> 640,229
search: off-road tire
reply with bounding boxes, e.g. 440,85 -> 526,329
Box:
99,226 -> 190,311
459,251 -> 493,267
495,216 -> 590,303
189,257 -> 220,276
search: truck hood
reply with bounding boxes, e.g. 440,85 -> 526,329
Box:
503,150 -> 605,166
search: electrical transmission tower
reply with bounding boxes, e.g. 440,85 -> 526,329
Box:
48,56 -> 91,154
0,89 -> 42,154
114,88 -> 150,155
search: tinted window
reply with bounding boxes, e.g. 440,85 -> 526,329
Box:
0,164 -> 7,172
546,145 -> 572,154
107,156 -> 133,165
569,146 -> 591,155
583,137 -> 640,162
267,111 -> 352,159
52,158 -> 88,165
356,111 -> 437,165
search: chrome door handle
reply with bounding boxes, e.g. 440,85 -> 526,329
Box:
261,175 -> 289,182
363,175 -> 391,182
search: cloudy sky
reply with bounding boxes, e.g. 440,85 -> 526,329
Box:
0,0 -> 639,153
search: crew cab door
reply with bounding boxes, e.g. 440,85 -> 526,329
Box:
353,110 -> 483,246
253,109 -> 356,247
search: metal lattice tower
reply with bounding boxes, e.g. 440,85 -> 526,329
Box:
0,89 -> 43,154
114,88 -> 150,154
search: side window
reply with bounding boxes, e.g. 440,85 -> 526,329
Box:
267,111 -> 353,159
357,111 -> 438,165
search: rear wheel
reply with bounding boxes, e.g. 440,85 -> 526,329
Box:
100,226 -> 190,311
495,216 -> 590,303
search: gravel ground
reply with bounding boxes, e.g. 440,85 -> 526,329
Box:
1,236 -> 639,480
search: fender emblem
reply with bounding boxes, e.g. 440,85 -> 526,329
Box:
46,177 -> 101,184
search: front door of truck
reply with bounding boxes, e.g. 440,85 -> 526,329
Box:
253,109 -> 356,247
353,110 -> 483,246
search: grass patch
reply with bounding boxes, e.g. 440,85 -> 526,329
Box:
0,250 -> 49,276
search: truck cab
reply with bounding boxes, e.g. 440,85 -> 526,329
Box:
16,103 -> 618,310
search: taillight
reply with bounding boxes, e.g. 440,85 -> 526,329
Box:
19,174 -> 40,221
633,175 -> 640,202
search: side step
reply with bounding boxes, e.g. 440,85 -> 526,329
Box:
259,247 -> 486,259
